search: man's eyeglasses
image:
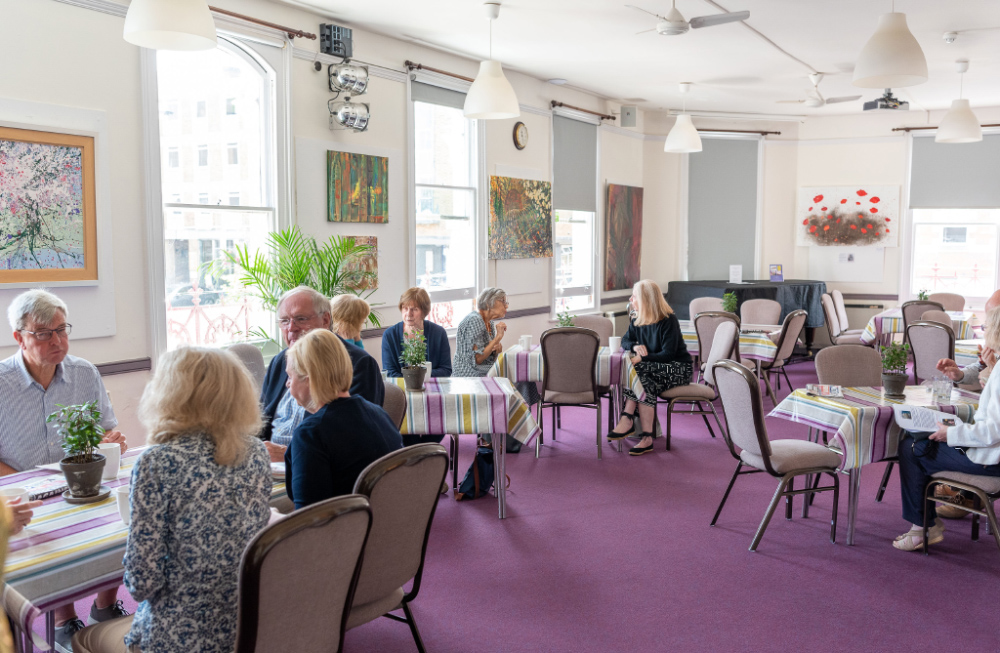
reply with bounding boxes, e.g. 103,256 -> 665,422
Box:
279,315 -> 318,328
22,324 -> 72,341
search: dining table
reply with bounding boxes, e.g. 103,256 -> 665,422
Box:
859,309 -> 980,346
679,320 -> 781,361
1,447 -> 288,651
768,385 -> 980,545
955,339 -> 983,368
391,376 -> 540,520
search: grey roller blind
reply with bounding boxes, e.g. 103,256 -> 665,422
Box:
687,138 -> 759,280
553,115 -> 597,212
411,81 -> 466,110
910,134 -> 1000,208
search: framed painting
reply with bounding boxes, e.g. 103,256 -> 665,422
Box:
796,186 -> 899,247
0,126 -> 98,283
605,183 -> 643,291
488,175 -> 553,260
344,235 -> 378,291
327,150 -> 389,223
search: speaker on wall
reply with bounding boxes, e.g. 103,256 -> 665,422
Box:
620,105 -> 637,128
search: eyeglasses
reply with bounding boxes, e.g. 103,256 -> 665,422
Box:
22,324 -> 72,341
279,314 -> 318,328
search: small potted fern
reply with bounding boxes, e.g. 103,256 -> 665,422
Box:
399,330 -> 428,391
722,292 -> 738,314
881,341 -> 910,398
47,401 -> 106,499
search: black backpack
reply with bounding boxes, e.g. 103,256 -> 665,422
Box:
455,443 -> 511,501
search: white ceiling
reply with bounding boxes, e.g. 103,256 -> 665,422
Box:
280,0 -> 1000,116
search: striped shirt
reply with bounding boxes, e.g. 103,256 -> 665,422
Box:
0,351 -> 117,472
453,312 -> 498,378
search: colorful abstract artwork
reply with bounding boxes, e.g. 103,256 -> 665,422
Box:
0,127 -> 98,283
327,150 -> 388,223
796,186 -> 899,247
488,176 -> 553,260
345,236 -> 378,291
605,183 -> 643,291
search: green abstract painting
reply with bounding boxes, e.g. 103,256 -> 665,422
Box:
488,176 -> 553,260
327,150 -> 388,223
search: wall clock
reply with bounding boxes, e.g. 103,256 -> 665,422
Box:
513,121 -> 528,150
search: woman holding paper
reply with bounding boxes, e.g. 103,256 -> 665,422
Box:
894,306 -> 1000,551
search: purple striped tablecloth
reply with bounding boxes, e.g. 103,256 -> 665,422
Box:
768,386 -> 979,470
488,345 -> 645,402
860,309 -> 980,345
679,321 -> 780,361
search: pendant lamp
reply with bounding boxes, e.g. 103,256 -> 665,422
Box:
852,8 -> 927,88
464,3 -> 520,120
664,83 -> 702,153
936,60 -> 982,144
124,0 -> 218,51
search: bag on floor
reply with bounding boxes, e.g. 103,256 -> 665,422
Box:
456,445 -> 495,501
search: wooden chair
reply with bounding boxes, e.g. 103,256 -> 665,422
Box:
900,300 -> 945,347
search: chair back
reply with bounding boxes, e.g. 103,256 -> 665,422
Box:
901,300 -> 945,343
703,321 -> 739,387
921,309 -> 956,332
572,314 -> 613,346
350,444 -> 448,611
713,360 -> 772,460
689,296 -> 724,320
906,321 -> 956,385
695,312 -> 741,365
540,327 -> 600,403
768,310 -> 807,366
928,292 -> 965,312
740,299 -> 781,326
831,290 -> 851,331
382,382 -> 407,430
234,495 -> 373,653
228,343 -> 267,391
815,345 -> 883,386
821,293 -> 841,340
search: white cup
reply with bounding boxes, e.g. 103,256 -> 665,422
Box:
609,336 -> 622,352
519,335 -> 532,351
0,487 -> 29,506
115,486 -> 131,525
98,443 -> 122,480
380,369 -> 388,380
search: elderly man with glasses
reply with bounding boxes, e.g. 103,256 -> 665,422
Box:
0,289 -> 128,650
259,286 -> 384,463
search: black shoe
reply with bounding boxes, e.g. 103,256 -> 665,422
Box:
629,434 -> 655,456
54,618 -> 85,653
607,413 -> 636,441
88,599 -> 130,625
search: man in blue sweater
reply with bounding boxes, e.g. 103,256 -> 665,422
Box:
260,286 -> 384,461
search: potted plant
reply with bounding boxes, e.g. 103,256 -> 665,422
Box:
917,289 -> 929,300
881,341 -> 910,397
47,401 -> 106,498
722,292 -> 738,314
557,310 -> 575,327
399,330 -> 428,391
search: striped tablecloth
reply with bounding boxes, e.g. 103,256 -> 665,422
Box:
488,345 -> 646,402
2,447 -> 287,650
955,339 -> 982,368
768,386 -> 979,470
860,309 -> 980,345
679,321 -> 780,361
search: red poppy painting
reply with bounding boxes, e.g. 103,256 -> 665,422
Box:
605,183 -> 643,291
796,186 -> 898,247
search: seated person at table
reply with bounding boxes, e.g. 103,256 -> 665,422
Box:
73,347 -> 271,653
283,330 -> 402,509
608,279 -> 692,456
893,306 -> 1000,551
0,289 -> 128,651
260,286 -> 384,463
330,293 -> 370,348
382,287 -> 452,379
936,288 -> 1000,392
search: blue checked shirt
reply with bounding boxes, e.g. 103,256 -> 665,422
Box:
0,351 -> 118,472
269,390 -> 306,448
453,311 -> 498,377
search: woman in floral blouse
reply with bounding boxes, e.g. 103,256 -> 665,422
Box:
73,347 -> 271,653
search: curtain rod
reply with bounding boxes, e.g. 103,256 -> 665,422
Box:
551,101 -> 615,121
209,6 -> 316,40
893,124 -> 1000,132
405,61 -> 475,83
699,128 -> 781,136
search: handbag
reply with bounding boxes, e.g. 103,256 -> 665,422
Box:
455,440 -> 511,501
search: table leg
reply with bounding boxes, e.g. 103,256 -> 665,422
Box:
496,432 -> 507,519
847,468 -> 862,546
46,610 -> 55,650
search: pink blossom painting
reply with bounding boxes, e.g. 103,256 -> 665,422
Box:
0,127 -> 98,283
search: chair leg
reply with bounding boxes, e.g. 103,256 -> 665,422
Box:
557,406 -> 561,431
984,499 -> 1000,554
709,402 -> 725,440
751,476 -> 790,552
596,403 -> 602,460
876,461 -> 894,502
666,401 -> 673,451
762,371 -> 778,405
830,471 -> 840,544
785,477 -> 794,520
781,368 -> 793,393
711,462 -> 742,526
401,602 -> 427,653
698,402 -> 716,438
451,435 -> 459,490
972,495 -> 981,541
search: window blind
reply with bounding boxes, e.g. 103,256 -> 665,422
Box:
553,114 -> 597,212
410,81 -> 466,110
910,134 -> 1000,208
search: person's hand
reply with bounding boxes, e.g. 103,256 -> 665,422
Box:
981,346 -> 997,372
929,424 -> 950,442
101,430 -> 127,454
8,497 -> 43,535
630,354 -> 643,365
264,441 -> 287,463
495,321 -> 507,337
936,358 -> 964,382
634,344 -> 649,357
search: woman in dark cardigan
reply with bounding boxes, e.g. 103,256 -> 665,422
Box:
381,287 -> 452,378
608,279 -> 692,456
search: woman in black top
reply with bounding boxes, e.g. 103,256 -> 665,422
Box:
608,279 -> 692,455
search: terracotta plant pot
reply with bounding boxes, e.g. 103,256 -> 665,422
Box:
881,372 -> 908,398
401,365 -> 427,392
60,454 -> 107,498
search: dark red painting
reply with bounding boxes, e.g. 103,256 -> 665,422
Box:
605,184 -> 643,291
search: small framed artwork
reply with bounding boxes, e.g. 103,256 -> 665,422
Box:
769,264 -> 783,282
0,126 -> 98,283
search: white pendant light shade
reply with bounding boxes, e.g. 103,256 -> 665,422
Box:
664,114 -> 702,153
936,99 -> 983,144
464,60 -> 520,120
124,0 -> 218,51
852,12 -> 927,88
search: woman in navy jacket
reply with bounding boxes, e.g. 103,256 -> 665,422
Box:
381,287 -> 452,379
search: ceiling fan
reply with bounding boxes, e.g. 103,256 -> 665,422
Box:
627,1 -> 750,35
778,73 -> 861,108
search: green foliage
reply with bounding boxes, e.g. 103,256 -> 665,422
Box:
209,226 -> 381,327
399,330 -> 427,368
917,289 -> 929,301
47,402 -> 104,463
557,310 -> 575,327
722,293 -> 738,314
881,342 -> 910,375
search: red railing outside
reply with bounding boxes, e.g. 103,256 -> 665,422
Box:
165,284 -> 271,348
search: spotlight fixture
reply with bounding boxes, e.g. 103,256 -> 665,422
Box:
664,83 -> 702,153
329,99 -> 370,132
123,0 -> 217,51
329,62 -> 369,95
853,6 -> 927,88
464,2 -> 520,120
936,59 -> 982,144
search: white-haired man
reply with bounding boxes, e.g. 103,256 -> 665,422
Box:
0,289 -> 128,651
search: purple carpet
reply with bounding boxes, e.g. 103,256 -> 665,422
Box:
60,361 -> 1000,651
